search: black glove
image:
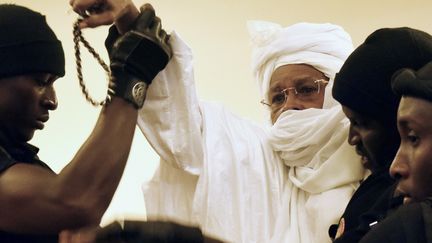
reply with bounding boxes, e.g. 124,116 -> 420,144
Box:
106,4 -> 172,109
94,220 -> 204,243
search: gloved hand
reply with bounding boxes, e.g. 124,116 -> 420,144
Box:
106,3 -> 172,109
94,220 -> 205,243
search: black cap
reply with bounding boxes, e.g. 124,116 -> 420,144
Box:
392,61 -> 432,102
332,27 -> 432,121
0,4 -> 65,78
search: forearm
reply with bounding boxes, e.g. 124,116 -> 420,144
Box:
57,98 -> 137,222
138,34 -> 204,173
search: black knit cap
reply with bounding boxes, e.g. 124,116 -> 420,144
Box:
0,4 -> 65,78
392,62 -> 432,102
332,27 -> 432,122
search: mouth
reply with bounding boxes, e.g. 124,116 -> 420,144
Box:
355,147 -> 371,168
395,188 -> 413,205
35,114 -> 49,129
360,155 -> 369,166
34,120 -> 44,130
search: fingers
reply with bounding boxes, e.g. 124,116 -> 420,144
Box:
94,221 -> 123,242
160,29 -> 168,43
58,230 -> 73,243
79,11 -> 115,29
70,0 -> 104,16
70,0 -> 138,30
150,16 -> 161,33
59,229 -> 96,243
152,17 -> 170,47
140,3 -> 155,13
70,0 -> 113,28
134,4 -> 156,32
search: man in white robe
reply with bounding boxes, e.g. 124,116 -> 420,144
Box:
138,21 -> 365,243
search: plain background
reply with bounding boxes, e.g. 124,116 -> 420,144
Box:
3,0 -> 432,225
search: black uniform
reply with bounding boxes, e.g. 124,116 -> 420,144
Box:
329,170 -> 400,243
0,138 -> 58,243
359,199 -> 432,243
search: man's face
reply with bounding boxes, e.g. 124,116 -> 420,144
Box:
342,106 -> 400,173
0,73 -> 58,144
267,64 -> 328,124
390,97 -> 432,204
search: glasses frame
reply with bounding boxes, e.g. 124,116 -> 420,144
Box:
260,79 -> 329,107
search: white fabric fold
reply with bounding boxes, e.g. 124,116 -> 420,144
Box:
138,31 -> 203,175
138,22 -> 364,243
271,106 -> 345,169
139,32 -> 286,243
268,106 -> 364,243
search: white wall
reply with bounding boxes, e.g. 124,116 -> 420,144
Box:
3,0 -> 432,225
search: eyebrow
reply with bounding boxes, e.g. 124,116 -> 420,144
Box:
269,76 -> 324,93
397,116 -> 426,132
397,118 -> 409,128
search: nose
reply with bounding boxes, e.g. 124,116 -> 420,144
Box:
347,124 -> 360,146
42,86 -> 58,110
280,91 -> 303,111
389,147 -> 408,180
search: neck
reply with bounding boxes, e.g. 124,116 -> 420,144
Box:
0,128 -> 24,149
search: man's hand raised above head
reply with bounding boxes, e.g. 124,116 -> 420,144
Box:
69,0 -> 139,33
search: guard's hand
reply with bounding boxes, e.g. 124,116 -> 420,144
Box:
94,220 -> 205,243
70,0 -> 139,33
107,3 -> 172,109
58,227 -> 99,243
110,3 -> 172,82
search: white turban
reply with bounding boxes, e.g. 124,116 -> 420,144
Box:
248,21 -> 354,108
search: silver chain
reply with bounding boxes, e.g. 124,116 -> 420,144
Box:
73,19 -> 113,106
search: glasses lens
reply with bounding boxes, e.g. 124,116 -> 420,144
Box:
269,91 -> 286,107
264,79 -> 327,107
296,81 -> 320,98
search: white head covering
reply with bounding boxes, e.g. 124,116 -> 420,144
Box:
248,21 -> 353,108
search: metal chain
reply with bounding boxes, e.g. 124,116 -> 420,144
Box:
73,19 -> 113,106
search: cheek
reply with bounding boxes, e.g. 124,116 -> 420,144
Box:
412,148 -> 432,198
317,92 -> 326,107
11,97 -> 36,117
311,92 -> 326,108
1,91 -> 40,125
369,137 -> 386,153
271,106 -> 285,123
300,96 -> 325,109
360,132 -> 384,162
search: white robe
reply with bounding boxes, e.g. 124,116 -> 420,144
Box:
138,32 -> 364,243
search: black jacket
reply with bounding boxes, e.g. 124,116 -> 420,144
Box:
329,171 -> 399,243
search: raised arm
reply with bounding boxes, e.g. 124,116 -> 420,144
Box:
0,3 -> 171,234
137,32 -> 205,174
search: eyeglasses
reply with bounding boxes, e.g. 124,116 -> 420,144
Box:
261,79 -> 329,107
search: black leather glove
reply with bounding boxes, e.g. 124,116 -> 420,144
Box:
94,220 -> 204,243
106,4 -> 172,109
